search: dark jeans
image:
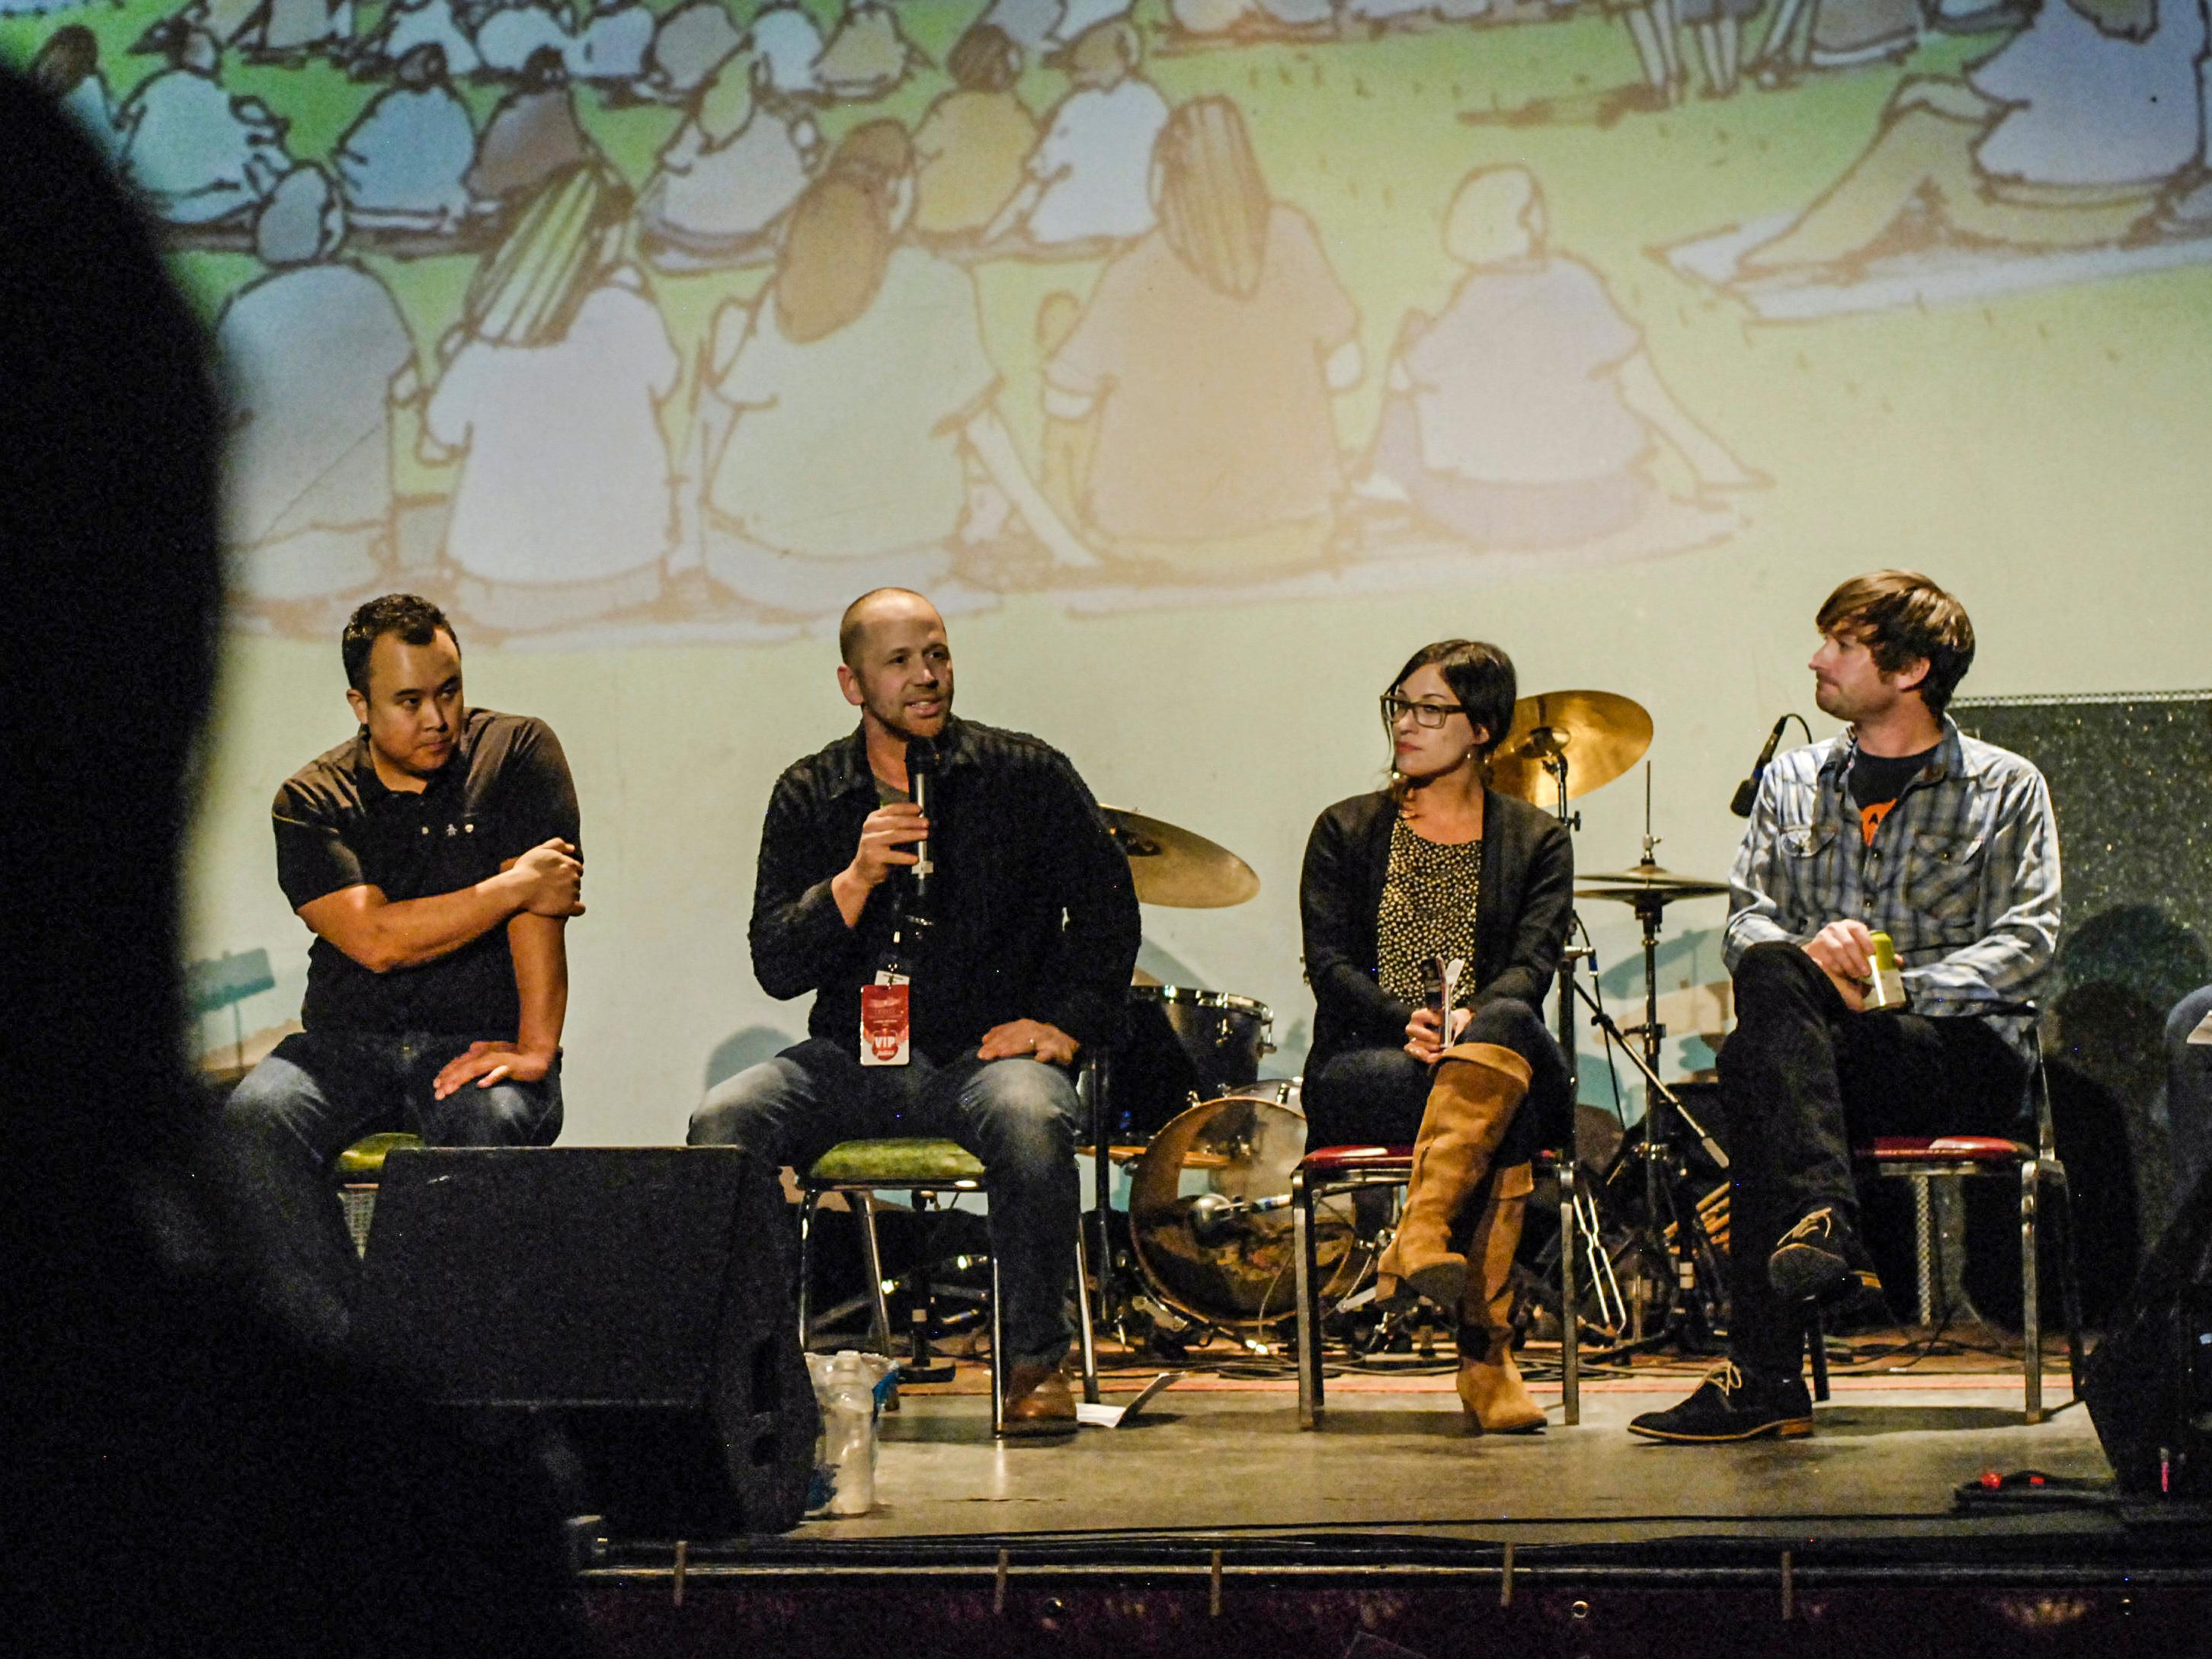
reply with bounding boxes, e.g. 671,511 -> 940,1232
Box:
220,1029 -> 565,1352
1721,942 -> 2028,1375
688,1037 -> 1080,1372
2165,985 -> 2212,1215
1303,998 -> 1570,1170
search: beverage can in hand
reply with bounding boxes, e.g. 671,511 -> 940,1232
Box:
1865,931 -> 1906,1011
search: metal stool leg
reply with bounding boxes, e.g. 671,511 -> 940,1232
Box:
796,1189 -> 820,1350
857,1191 -> 895,1355
2022,1159 -> 2044,1424
1075,1220 -> 1100,1405
2050,1163 -> 2085,1398
1295,1170 -> 1322,1430
1559,1160 -> 1580,1427
1913,1174 -> 1935,1328
989,1244 -> 1007,1437
1806,1304 -> 1831,1402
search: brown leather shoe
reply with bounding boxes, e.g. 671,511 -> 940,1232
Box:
1000,1363 -> 1078,1437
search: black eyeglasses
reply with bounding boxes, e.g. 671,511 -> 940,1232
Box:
1380,695 -> 1468,730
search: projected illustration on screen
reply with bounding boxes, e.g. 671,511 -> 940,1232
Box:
5,0 -> 2201,647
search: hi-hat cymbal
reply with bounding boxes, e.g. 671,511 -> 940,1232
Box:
1486,690 -> 1653,806
1576,860 -> 1730,902
1101,806 -> 1261,908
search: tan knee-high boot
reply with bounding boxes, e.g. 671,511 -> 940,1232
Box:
1374,1042 -> 1532,1311
1457,1165 -> 1545,1434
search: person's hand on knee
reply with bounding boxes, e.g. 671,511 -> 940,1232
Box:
978,1018 -> 1077,1065
433,1039 -> 553,1099
1404,1004 -> 1471,1064
1801,921 -> 1872,1013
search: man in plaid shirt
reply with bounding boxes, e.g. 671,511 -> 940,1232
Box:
1632,571 -> 2062,1444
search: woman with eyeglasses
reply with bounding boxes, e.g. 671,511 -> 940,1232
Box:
1298,639 -> 1574,1433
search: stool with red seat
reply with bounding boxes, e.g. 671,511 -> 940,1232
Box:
1292,1143 -> 1579,1429
1818,1011 -> 2083,1424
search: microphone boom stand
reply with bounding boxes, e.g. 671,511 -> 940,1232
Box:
1538,738 -> 1637,1345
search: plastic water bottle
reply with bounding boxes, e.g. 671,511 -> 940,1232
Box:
824,1350 -> 877,1516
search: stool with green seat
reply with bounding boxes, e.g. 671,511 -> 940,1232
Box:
796,1136 -> 1100,1436
335,1131 -> 423,1254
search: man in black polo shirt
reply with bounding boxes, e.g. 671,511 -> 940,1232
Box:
223,594 -> 584,1347
690,588 -> 1140,1436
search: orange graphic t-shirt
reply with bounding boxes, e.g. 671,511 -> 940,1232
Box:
1849,745 -> 1937,847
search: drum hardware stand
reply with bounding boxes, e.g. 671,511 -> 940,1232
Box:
1529,723 -> 1582,835
1085,1052 -> 1182,1349
1535,726 -> 1584,1102
1535,734 -> 1635,1344
1087,1049 -> 1120,1328
1543,759 -> 1732,1354
1623,780 -> 1731,1350
1563,955 -> 1728,1350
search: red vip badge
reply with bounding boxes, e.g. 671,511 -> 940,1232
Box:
860,982 -> 911,1067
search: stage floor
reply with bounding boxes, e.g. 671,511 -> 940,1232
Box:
802,1364 -> 2114,1545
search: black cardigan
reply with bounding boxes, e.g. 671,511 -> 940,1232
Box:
1298,788 -> 1574,1078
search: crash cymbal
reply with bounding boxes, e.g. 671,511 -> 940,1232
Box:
1576,860 -> 1730,901
1486,690 -> 1653,806
1100,806 -> 1261,909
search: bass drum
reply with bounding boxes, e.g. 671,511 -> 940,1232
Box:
1215,1078 -> 1303,1115
1111,986 -> 1276,1139
1127,1093 -> 1364,1330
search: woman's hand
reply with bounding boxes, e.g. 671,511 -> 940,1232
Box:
1403,1005 -> 1471,1065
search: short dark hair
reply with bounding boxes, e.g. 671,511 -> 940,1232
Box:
1388,639 -> 1518,762
1815,570 -> 1974,716
343,593 -> 458,693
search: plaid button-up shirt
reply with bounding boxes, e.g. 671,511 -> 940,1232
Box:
1723,716 -> 2061,1059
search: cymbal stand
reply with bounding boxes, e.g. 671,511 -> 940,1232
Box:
1084,1055 -> 1188,1354
1570,876 -> 1731,1348
1084,1050 -> 1127,1334
1536,736 -> 1632,1340
1558,767 -> 1732,1352
1534,729 -> 1580,1095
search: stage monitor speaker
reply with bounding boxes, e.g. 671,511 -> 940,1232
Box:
353,1147 -> 818,1536
1951,690 -> 2212,1307
2082,1157 -> 2212,1498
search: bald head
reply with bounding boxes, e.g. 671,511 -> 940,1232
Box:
837,589 -> 954,743
838,588 -> 940,668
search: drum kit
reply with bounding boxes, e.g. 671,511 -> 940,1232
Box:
1088,687 -> 1739,1360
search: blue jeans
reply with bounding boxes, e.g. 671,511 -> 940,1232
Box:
221,1030 -> 564,1351
689,1037 -> 1080,1372
2166,985 -> 2212,1213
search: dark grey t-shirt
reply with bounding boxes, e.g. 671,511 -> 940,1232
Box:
272,708 -> 578,1036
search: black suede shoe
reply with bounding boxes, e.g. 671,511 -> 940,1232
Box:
1627,1363 -> 1815,1443
1767,1205 -> 1884,1305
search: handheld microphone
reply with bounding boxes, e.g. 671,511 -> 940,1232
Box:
907,736 -> 939,900
1730,716 -> 1791,818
